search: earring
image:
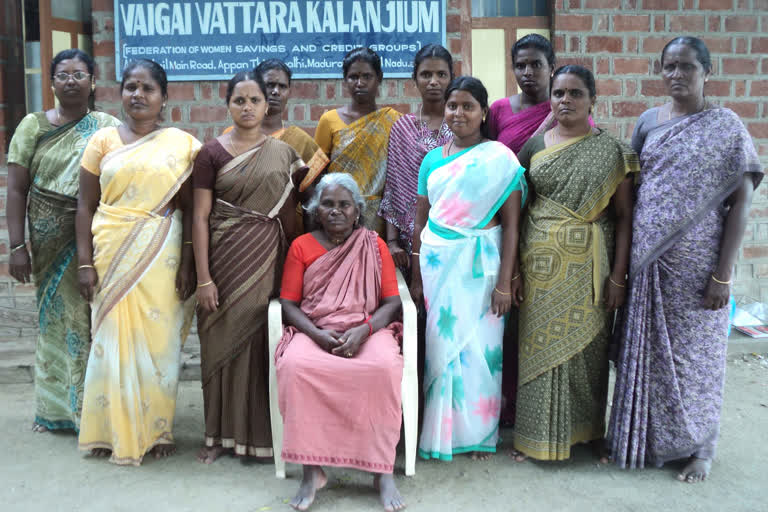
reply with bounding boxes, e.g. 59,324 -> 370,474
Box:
91,83 -> 96,92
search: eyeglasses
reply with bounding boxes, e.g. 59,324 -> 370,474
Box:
53,71 -> 91,82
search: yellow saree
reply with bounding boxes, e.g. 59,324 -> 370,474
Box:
77,127 -> 201,465
315,107 -> 402,235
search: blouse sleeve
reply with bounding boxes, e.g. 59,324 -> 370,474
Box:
80,128 -> 110,175
517,137 -> 538,170
417,148 -> 440,196
192,142 -> 218,189
7,114 -> 41,167
377,237 -> 399,298
488,99 -> 502,140
630,111 -> 650,156
314,111 -> 334,156
280,239 -> 306,302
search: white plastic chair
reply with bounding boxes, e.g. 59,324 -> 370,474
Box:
267,268 -> 418,478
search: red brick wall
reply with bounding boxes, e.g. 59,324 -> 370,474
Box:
90,0 -> 472,139
553,0 -> 768,302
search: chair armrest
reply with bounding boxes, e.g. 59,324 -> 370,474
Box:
268,299 -> 283,357
396,269 -> 417,373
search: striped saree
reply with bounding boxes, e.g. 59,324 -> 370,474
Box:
198,138 -> 307,456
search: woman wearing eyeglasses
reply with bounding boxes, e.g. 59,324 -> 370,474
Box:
5,49 -> 120,434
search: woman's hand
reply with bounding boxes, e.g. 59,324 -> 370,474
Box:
510,275 -> 525,308
603,276 -> 627,312
332,325 -> 369,358
702,278 -> 730,310
9,247 -> 32,283
196,281 -> 219,313
78,267 -> 99,302
409,277 -> 423,305
311,329 -> 343,352
388,240 -> 410,268
176,260 -> 196,300
491,285 -> 513,317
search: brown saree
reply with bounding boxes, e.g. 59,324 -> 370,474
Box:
198,137 -> 307,455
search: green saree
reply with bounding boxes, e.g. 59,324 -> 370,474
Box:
8,111 -> 120,431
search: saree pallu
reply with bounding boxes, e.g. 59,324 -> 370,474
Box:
379,114 -> 452,253
418,142 -> 527,460
78,128 -> 200,465
489,99 -> 553,154
276,228 -> 403,472
328,107 -> 402,236
199,139 -> 305,456
22,112 -> 120,431
515,132 -> 639,461
609,108 -> 763,469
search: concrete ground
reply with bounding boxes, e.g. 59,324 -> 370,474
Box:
2,353 -> 767,512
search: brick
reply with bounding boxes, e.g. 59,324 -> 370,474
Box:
325,83 -> 337,100
699,0 -> 733,8
763,59 -> 768,74
653,15 -> 665,32
189,105 -> 227,122
734,80 -> 746,96
595,102 -> 610,119
748,122 -> 768,139
613,101 -> 648,117
614,57 -> 649,74
310,104 -> 342,121
597,57 -> 610,74
404,81 -> 420,98
641,79 -> 666,96
584,0 -> 620,6
750,80 -> 768,97
203,127 -> 215,142
181,127 -> 200,139
557,14 -> 593,31
597,79 -> 622,95
683,0 -> 693,8
93,16 -> 115,34
627,36 -> 638,53
94,86 -> 121,103
200,83 -> 213,100
450,37 -> 463,55
597,15 -> 610,31
722,58 -> 758,75
446,14 -> 461,33
558,57 -> 595,70
735,37 -> 747,54
613,15 -> 650,31
289,82 -> 320,99
752,38 -> 768,54
291,104 -> 305,122
92,0 -> 112,12
218,83 -> 228,99
700,37 -> 733,54
93,40 -> 114,58
626,79 -> 638,96
708,15 -> 721,32
724,101 -> 759,118
725,16 -> 757,31
168,83 -> 195,101
642,36 -> 669,54
586,36 -> 622,53
743,246 -> 768,259
669,15 -> 705,32
568,36 -> 581,52
171,106 -> 182,123
704,80 -> 730,96
643,0 -> 678,8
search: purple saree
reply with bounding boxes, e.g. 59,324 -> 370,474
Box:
608,106 -> 763,469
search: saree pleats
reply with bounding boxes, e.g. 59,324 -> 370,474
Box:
78,128 -> 200,465
198,139 -> 305,455
515,131 -> 638,460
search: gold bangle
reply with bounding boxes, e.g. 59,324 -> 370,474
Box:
183,241 -> 193,245
510,273 -> 521,281
10,243 -> 26,253
411,252 -> 420,256
197,280 -> 214,288
711,274 -> 732,285
78,264 -> 94,270
609,277 -> 626,288
494,286 -> 512,296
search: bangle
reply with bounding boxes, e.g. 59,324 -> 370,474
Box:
197,280 -> 214,288
711,274 -> 732,285
183,241 -> 193,245
494,286 -> 512,296
363,315 -> 373,336
10,243 -> 26,253
78,265 -> 94,270
609,277 -> 626,288
411,252 -> 420,256
510,273 -> 520,281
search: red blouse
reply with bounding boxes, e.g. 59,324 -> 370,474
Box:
280,233 -> 399,302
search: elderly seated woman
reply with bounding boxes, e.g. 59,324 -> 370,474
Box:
276,173 -> 406,512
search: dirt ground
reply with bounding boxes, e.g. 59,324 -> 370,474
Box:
2,354 -> 767,512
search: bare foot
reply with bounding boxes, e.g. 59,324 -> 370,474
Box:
32,422 -> 49,433
677,456 -> 711,483
591,439 -> 611,464
373,473 -> 406,511
509,449 -> 528,462
151,443 -> 177,459
470,451 -> 493,461
290,465 -> 327,511
90,448 -> 112,457
196,445 -> 226,464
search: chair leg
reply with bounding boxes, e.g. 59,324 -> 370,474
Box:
268,299 -> 286,479
402,371 -> 418,476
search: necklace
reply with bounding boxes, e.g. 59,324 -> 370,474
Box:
665,99 -> 707,122
228,131 -> 264,156
548,125 -> 590,146
55,107 -> 90,125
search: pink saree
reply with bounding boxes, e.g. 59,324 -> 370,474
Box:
276,228 -> 403,473
488,99 -> 553,154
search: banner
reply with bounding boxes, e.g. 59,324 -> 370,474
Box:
114,0 -> 447,80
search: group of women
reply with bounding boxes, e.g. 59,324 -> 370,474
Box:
6,32 -> 761,511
